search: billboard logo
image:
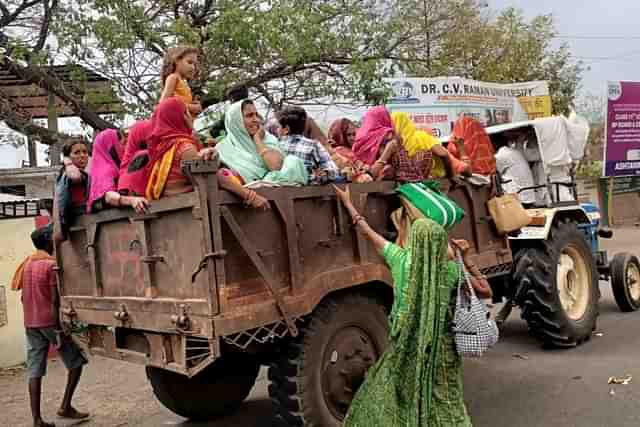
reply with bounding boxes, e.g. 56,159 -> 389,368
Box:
389,81 -> 419,104
608,82 -> 622,101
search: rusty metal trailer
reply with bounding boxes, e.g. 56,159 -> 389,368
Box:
54,159 -> 511,425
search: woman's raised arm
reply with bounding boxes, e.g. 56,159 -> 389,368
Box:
334,185 -> 388,254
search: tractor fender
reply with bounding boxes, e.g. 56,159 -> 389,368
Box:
509,205 -> 591,241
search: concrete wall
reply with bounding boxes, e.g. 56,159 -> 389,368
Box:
0,217 -> 35,367
0,167 -> 57,199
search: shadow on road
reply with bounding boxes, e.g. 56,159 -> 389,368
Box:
165,399 -> 273,427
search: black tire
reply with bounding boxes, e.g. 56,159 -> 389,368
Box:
146,353 -> 260,420
611,253 -> 640,312
513,219 -> 600,347
269,293 -> 389,427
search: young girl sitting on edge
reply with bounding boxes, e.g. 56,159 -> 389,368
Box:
160,45 -> 203,118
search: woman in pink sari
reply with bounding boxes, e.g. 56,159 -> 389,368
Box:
353,106 -> 395,166
88,128 -> 149,214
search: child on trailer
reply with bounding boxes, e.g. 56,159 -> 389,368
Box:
160,46 -> 203,118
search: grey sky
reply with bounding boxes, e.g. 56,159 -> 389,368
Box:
489,0 -> 640,96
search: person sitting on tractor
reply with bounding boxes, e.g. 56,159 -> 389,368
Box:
277,106 -> 340,184
493,133 -> 536,207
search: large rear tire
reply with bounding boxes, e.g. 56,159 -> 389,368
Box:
269,293 -> 389,427
611,252 -> 640,312
514,220 -> 599,347
146,354 -> 259,420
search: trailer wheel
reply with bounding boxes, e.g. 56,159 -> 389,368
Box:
514,219 -> 599,347
611,253 -> 640,312
146,354 -> 259,420
269,293 -> 389,427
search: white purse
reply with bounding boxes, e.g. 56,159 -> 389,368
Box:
452,252 -> 499,358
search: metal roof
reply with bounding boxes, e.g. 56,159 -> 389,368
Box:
0,64 -> 122,119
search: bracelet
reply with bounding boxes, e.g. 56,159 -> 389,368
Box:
375,159 -> 386,166
258,148 -> 270,157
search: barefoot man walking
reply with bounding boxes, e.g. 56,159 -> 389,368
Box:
11,224 -> 89,427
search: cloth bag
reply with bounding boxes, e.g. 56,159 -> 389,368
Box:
487,193 -> 531,235
452,252 -> 499,358
396,181 -> 465,231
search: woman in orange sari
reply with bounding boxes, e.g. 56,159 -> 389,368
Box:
145,97 -> 215,199
448,116 -> 496,176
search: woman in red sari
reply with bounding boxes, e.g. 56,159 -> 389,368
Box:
145,97 -> 215,199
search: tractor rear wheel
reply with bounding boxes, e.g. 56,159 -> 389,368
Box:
514,219 -> 599,347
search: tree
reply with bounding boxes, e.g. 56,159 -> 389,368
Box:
53,0 -> 407,116
398,5 -> 584,115
0,0 -> 585,145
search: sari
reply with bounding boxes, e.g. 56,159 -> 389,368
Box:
119,120 -> 152,196
391,112 -> 442,178
87,129 -> 122,213
353,106 -> 394,165
145,97 -> 201,200
448,117 -> 496,175
329,118 -> 355,160
344,219 -> 472,427
217,100 -> 308,185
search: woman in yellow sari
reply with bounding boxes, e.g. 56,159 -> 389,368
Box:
384,112 -> 470,179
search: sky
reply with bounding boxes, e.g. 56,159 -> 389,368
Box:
488,0 -> 640,96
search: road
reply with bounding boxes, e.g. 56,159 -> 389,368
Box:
1,228 -> 639,427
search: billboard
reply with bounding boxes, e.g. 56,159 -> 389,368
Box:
604,81 -> 640,177
385,77 -> 551,138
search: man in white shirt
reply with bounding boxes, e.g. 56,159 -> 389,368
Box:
494,134 -> 536,207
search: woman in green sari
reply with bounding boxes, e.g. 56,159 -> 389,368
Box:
334,185 -> 491,427
216,100 -> 308,209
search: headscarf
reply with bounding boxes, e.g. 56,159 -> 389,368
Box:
217,100 -> 283,183
353,106 -> 394,165
448,116 -> 496,175
118,120 -> 152,196
391,112 -> 441,157
145,97 -> 200,199
87,129 -> 122,212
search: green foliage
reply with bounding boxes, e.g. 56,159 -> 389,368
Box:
3,0 -> 585,126
397,4 -> 584,115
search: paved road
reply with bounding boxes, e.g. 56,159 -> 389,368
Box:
2,229 -> 640,427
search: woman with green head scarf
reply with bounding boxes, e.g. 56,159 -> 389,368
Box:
334,185 -> 492,427
216,100 -> 308,209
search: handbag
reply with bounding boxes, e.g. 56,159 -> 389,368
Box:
452,252 -> 499,358
487,193 -> 531,235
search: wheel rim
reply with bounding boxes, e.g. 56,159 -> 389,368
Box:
627,262 -> 640,301
320,325 -> 380,420
557,245 -> 591,320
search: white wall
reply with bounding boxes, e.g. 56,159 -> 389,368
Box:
0,218 -> 35,367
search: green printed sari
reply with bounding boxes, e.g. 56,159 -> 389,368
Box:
344,218 -> 472,427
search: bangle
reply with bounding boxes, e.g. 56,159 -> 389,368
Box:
375,159 -> 386,166
259,148 -> 270,157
